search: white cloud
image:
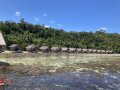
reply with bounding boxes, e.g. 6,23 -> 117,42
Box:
34,17 -> 40,22
50,20 -> 55,24
43,13 -> 47,17
15,11 -> 21,17
58,24 -> 63,27
45,25 -> 50,28
98,27 -> 108,31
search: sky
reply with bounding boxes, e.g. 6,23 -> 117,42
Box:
0,0 -> 120,33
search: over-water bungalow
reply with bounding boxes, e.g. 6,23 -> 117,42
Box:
9,44 -> 22,53
26,44 -> 38,53
51,47 -> 61,52
76,48 -> 82,53
61,47 -> 68,52
0,32 -> 6,52
68,48 -> 76,53
39,46 -> 50,52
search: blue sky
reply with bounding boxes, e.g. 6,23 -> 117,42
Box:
0,0 -> 120,33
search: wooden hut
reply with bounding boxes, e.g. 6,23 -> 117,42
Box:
106,50 -> 113,54
105,50 -> 109,54
76,48 -> 82,53
81,49 -> 88,53
68,48 -> 76,53
109,50 -> 113,54
101,50 -> 106,54
92,50 -> 97,53
51,47 -> 61,52
61,47 -> 68,52
97,50 -> 102,54
39,46 -> 50,52
26,44 -> 38,53
0,32 -> 6,52
9,44 -> 22,53
87,49 -> 93,53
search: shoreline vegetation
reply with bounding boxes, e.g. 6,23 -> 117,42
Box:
0,19 -> 120,53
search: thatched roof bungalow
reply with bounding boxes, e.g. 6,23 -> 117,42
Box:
26,44 -> 38,53
96,50 -> 102,54
76,48 -> 82,53
81,49 -> 88,53
0,32 -> 6,52
106,50 -> 113,54
39,46 -> 50,52
101,50 -> 106,54
9,44 -> 22,53
87,49 -> 93,53
51,47 -> 61,52
68,48 -> 76,53
61,47 -> 68,52
92,50 -> 97,53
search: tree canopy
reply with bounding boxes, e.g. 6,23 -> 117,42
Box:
0,19 -> 120,53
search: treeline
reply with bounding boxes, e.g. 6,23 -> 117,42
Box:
0,19 -> 120,53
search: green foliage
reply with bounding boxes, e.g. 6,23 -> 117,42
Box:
0,19 -> 120,53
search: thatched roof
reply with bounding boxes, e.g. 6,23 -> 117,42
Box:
76,48 -> 82,52
69,48 -> 76,51
0,32 -> 6,45
88,49 -> 93,52
106,50 -> 113,53
61,47 -> 68,51
40,46 -> 49,50
82,49 -> 88,51
101,50 -> 106,53
97,50 -> 102,52
51,47 -> 60,50
9,44 -> 19,48
92,50 -> 97,52
26,44 -> 36,49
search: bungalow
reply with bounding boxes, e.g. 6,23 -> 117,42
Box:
101,50 -> 106,54
76,48 -> 82,53
61,47 -> 68,52
39,46 -> 50,52
0,32 -> 6,52
81,49 -> 88,53
68,48 -> 76,53
51,47 -> 61,52
97,50 -> 102,54
9,44 -> 22,53
106,50 -> 113,54
92,50 -> 97,53
87,49 -> 93,53
26,44 -> 38,53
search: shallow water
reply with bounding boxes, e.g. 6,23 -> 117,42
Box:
0,53 -> 120,90
5,72 -> 120,90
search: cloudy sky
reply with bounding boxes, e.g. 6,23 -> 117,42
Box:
0,0 -> 120,33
